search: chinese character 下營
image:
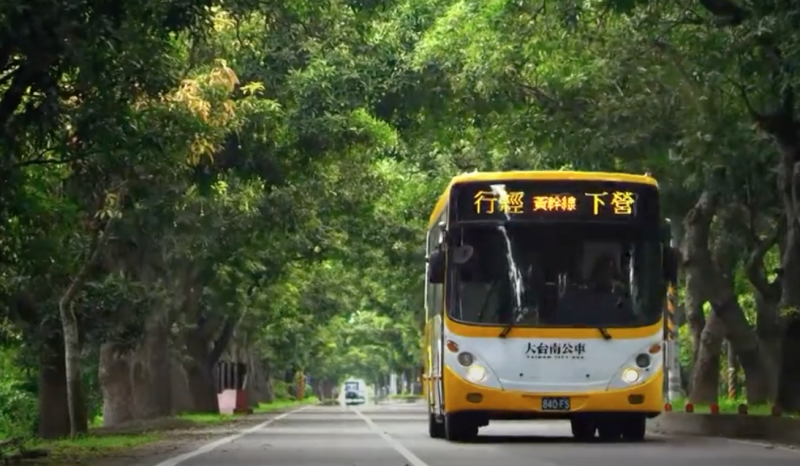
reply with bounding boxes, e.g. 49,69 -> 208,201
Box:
610,191 -> 635,215
584,192 -> 608,215
532,195 -> 550,211
474,191 -> 497,213
498,191 -> 525,214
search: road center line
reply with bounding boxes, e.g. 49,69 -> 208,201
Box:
154,405 -> 313,466
352,408 -> 430,466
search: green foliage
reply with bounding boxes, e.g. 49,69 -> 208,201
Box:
271,380 -> 291,401
1,0 -> 799,436
0,348 -> 37,437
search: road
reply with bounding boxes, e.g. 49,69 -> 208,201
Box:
157,401 -> 798,466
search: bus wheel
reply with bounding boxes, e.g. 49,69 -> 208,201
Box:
597,420 -> 622,441
620,416 -> 646,442
428,412 -> 445,439
444,412 -> 478,442
570,418 -> 596,441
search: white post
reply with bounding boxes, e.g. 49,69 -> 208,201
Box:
666,234 -> 682,402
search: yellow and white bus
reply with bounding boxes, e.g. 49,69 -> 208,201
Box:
422,171 -> 678,442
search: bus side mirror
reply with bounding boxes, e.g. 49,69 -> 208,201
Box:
663,246 -> 679,285
428,249 -> 445,284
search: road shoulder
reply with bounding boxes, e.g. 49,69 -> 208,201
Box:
647,412 -> 800,449
34,406 -> 312,466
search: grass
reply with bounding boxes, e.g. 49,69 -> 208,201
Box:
178,397 -> 318,424
387,393 -> 422,399
16,396 -> 319,463
32,432 -> 161,459
668,396 -> 797,417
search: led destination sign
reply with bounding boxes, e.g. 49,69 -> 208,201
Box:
453,180 -> 658,224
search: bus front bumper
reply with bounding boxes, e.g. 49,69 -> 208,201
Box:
442,366 -> 663,419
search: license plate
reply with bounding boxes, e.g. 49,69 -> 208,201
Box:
541,397 -> 571,411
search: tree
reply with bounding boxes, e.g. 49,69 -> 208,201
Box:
4,0 -> 800,443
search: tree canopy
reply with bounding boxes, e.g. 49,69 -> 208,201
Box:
2,0 -> 800,440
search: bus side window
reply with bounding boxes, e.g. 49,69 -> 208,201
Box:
426,225 -> 444,316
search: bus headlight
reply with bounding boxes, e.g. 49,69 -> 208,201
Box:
466,365 -> 486,383
635,353 -> 651,368
457,352 -> 474,366
622,368 -> 640,384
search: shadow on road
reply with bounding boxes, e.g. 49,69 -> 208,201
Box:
469,435 -> 669,444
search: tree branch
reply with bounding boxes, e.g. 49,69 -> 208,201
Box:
13,156 -> 80,168
697,0 -> 749,26
745,228 -> 782,300
0,64 -> 39,149
682,186 -> 722,268
209,316 -> 237,364
59,218 -> 115,310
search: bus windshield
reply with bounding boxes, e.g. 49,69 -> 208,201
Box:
448,223 -> 662,328
344,382 -> 359,392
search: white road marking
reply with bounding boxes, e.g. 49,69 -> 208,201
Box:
721,437 -> 799,453
353,407 -> 430,466
153,405 -> 312,466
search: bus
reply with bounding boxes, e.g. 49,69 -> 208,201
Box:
422,170 -> 678,442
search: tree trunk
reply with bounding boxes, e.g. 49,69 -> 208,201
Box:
745,227 -> 783,401
183,313 -> 237,412
755,292 -> 782,400
247,357 -> 268,404
131,311 -> 173,419
682,190 -> 770,404
170,353 -> 193,415
38,349 -> 71,439
185,357 -> 219,412
716,298 -> 770,403
261,360 -> 275,403
681,200 -> 709,392
98,342 -> 135,426
689,312 -> 724,403
245,353 -> 260,408
776,154 -> 800,410
58,302 -> 85,437
684,267 -> 706,366
185,329 -> 220,413
59,220 -> 112,436
753,90 -> 800,410
777,315 -> 800,411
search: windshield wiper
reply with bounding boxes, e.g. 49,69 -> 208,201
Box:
598,327 -> 612,340
499,307 -> 519,338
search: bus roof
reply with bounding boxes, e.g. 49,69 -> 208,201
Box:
427,170 -> 658,229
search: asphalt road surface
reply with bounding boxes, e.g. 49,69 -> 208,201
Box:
156,401 -> 799,466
